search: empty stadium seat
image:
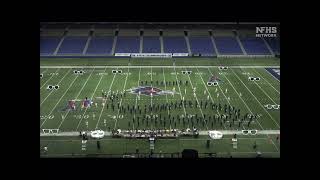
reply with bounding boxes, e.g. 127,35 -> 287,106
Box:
86,36 -> 114,54
143,36 -> 161,53
40,37 -> 61,54
240,37 -> 271,55
189,37 -> 215,55
57,36 -> 88,54
163,37 -> 188,53
115,36 -> 140,53
214,37 -> 243,55
264,37 -> 280,55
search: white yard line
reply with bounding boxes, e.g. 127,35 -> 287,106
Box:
57,68 -> 96,129
184,68 -> 208,130
172,66 -> 187,116
40,68 -> 60,89
230,68 -> 280,128
252,68 -> 280,94
113,66 -> 130,130
162,67 -> 172,129
150,66 -> 153,106
40,69 -> 71,106
196,68 -> 226,130
241,69 -> 280,101
162,68 -> 170,116
41,65 -> 280,69
132,67 -> 142,130
226,68 -> 280,151
251,78 -> 279,105
75,67 -> 108,131
95,69 -> 118,130
208,68 -> 249,130
40,70 -> 80,128
40,68 -> 48,74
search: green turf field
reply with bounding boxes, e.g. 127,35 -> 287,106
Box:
40,57 -> 280,158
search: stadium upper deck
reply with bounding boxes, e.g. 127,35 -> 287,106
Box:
40,22 -> 280,57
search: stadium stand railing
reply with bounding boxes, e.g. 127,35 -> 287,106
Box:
212,29 -> 234,37
66,29 -> 90,36
188,29 -> 210,37
40,29 -> 65,37
118,29 -> 140,36
143,29 -> 160,36
162,29 -> 185,36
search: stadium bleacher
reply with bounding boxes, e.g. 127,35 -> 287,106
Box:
240,37 -> 271,55
115,36 -> 140,53
142,36 -> 161,53
264,37 -> 280,55
40,24 -> 279,56
57,36 -> 88,54
189,37 -> 215,55
86,36 -> 114,54
40,37 -> 61,54
163,36 -> 188,53
214,37 -> 243,55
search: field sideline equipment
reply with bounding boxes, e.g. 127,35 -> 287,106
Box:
208,130 -> 223,139
91,130 -> 105,139
232,138 -> 238,149
131,53 -> 172,58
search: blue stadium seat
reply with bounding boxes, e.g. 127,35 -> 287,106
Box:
115,37 -> 140,53
265,37 -> 280,55
163,37 -> 188,53
214,37 -> 243,55
143,36 -> 160,53
86,36 -> 114,54
57,37 -> 88,54
189,37 -> 215,55
240,37 -> 271,55
40,37 -> 61,54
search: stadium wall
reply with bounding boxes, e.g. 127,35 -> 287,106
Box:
40,54 -> 275,58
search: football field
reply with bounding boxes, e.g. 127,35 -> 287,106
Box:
40,58 -> 280,158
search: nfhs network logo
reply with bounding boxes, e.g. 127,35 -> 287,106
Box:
256,27 -> 277,37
